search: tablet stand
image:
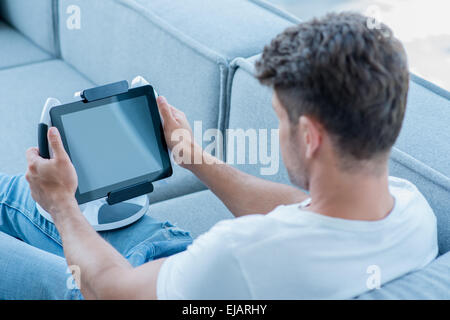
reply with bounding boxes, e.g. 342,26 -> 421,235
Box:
36,76 -> 156,231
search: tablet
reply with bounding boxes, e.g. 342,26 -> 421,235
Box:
50,85 -> 172,204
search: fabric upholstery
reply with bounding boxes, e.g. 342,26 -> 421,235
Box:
0,0 -> 58,55
395,80 -> 450,176
56,0 -> 296,202
0,60 -> 93,175
0,58 -> 205,202
390,150 -> 450,255
149,168 -> 206,204
357,251 -> 450,299
227,56 -> 291,184
57,0 -> 297,132
0,0 -> 447,299
148,189 -> 234,239
0,21 -> 51,70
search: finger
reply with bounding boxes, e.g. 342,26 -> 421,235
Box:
48,127 -> 69,161
26,147 -> 43,173
171,107 -> 190,127
171,106 -> 185,120
26,147 -> 40,162
157,96 -> 176,124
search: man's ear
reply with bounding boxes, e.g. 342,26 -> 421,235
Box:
298,116 -> 322,159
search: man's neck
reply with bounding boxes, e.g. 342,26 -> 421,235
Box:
306,165 -> 395,221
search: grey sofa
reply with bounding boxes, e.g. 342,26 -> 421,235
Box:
0,0 -> 448,299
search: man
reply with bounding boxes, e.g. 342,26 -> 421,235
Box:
0,12 -> 438,299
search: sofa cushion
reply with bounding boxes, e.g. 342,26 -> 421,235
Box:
386,77 -> 450,254
394,76 -> 450,177
0,60 -> 93,175
390,150 -> 450,255
124,0 -> 298,60
56,0 -> 297,202
357,251 -> 450,299
0,0 -> 58,55
228,55 -> 450,254
148,189 -> 234,238
149,168 -> 206,204
0,59 -> 205,203
57,0 -> 297,131
0,21 -> 51,70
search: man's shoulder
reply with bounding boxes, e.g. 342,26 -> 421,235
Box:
388,176 -> 420,192
203,205 -> 301,248
388,176 -> 431,201
207,213 -> 272,239
388,176 -> 434,216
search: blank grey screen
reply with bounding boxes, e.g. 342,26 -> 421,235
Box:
61,96 -> 163,194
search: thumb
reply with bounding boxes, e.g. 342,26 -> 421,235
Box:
48,127 -> 69,160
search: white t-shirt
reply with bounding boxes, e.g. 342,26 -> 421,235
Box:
157,177 -> 438,299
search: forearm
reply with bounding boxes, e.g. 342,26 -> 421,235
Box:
156,97 -> 306,216
186,146 -> 308,217
53,199 -> 133,299
27,127 -> 159,299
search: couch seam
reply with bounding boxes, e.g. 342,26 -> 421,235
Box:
391,147 -> 450,190
232,57 -> 257,76
0,58 -> 55,72
410,73 -> 450,101
52,0 -> 62,58
59,58 -> 97,86
218,63 -> 231,159
0,58 -> 95,90
222,61 -> 241,159
117,0 -> 232,141
249,0 -> 301,24
222,57 -> 261,160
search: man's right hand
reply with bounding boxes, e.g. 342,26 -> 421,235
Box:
156,96 -> 307,217
156,96 -> 202,167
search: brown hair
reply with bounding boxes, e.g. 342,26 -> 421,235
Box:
256,12 -> 409,162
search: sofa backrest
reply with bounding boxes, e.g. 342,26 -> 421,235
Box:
228,55 -> 450,255
227,56 -> 291,184
390,76 -> 450,255
0,0 -> 58,55
56,0 -> 297,140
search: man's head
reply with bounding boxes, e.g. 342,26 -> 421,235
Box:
256,12 -> 409,189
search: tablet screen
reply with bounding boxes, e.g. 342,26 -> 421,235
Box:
51,85 -> 172,204
61,95 -> 163,194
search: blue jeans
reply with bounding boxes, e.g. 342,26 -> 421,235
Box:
0,174 -> 193,300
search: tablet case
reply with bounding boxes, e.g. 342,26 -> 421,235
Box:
38,80 -> 155,206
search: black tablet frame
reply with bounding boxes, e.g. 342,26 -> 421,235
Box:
50,85 -> 172,205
